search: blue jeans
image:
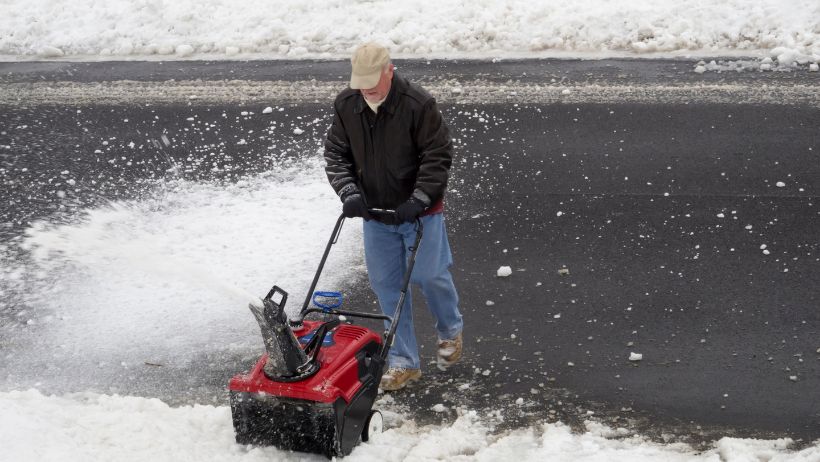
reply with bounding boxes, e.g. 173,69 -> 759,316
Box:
363,213 -> 463,369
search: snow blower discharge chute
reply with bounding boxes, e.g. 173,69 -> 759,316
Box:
229,211 -> 422,458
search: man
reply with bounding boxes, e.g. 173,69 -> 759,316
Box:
324,42 -> 463,391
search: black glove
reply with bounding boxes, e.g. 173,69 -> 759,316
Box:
342,194 -> 372,220
395,197 -> 426,223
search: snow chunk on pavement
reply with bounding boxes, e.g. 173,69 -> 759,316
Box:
37,46 -> 64,58
776,181 -> 786,188
629,352 -> 643,361
175,44 -> 194,57
496,266 -> 512,277
262,107 -> 273,114
293,128 -> 304,135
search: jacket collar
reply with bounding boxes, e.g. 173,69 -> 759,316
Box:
353,73 -> 403,115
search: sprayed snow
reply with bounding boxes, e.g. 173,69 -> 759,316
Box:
4,390 -> 816,461
1,0 -> 819,63
0,157 -> 363,370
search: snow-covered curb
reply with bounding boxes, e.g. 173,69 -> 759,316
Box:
1,0 -> 818,65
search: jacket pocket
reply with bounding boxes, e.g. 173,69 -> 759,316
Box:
387,136 -> 418,179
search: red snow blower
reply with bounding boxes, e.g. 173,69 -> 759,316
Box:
228,211 -> 422,458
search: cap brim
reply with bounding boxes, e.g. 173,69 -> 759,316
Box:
349,72 -> 381,90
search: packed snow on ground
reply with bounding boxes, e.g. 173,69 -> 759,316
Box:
1,389 -> 818,462
1,0 -> 819,64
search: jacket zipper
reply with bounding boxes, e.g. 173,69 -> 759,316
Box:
368,109 -> 383,207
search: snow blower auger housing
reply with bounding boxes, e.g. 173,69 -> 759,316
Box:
229,211 -> 422,458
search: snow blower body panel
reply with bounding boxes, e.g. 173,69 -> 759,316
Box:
229,320 -> 383,403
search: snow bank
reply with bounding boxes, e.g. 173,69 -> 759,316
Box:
1,0 -> 818,62
1,389 -> 818,462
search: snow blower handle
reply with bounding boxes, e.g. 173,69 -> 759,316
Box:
298,214 -> 347,317
297,211 -> 420,327
298,210 -> 395,318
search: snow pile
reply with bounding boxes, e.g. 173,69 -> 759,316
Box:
1,0 -> 818,62
1,389 -> 818,462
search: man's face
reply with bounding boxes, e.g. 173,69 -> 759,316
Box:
360,63 -> 394,103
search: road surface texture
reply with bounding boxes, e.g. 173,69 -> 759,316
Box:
1,59 -> 818,446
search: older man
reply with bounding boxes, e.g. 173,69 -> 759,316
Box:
324,43 -> 463,391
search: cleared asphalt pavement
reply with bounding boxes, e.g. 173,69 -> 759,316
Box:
1,59 -> 818,444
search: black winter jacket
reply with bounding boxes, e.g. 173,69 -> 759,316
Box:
324,73 -> 453,210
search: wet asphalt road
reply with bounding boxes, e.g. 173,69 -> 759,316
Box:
1,59 -> 818,443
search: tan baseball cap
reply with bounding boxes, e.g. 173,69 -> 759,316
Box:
350,43 -> 390,89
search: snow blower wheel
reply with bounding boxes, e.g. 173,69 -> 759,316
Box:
229,211 -> 422,458
362,410 -> 383,442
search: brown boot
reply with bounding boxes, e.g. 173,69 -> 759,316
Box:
379,367 -> 422,391
436,332 -> 463,369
